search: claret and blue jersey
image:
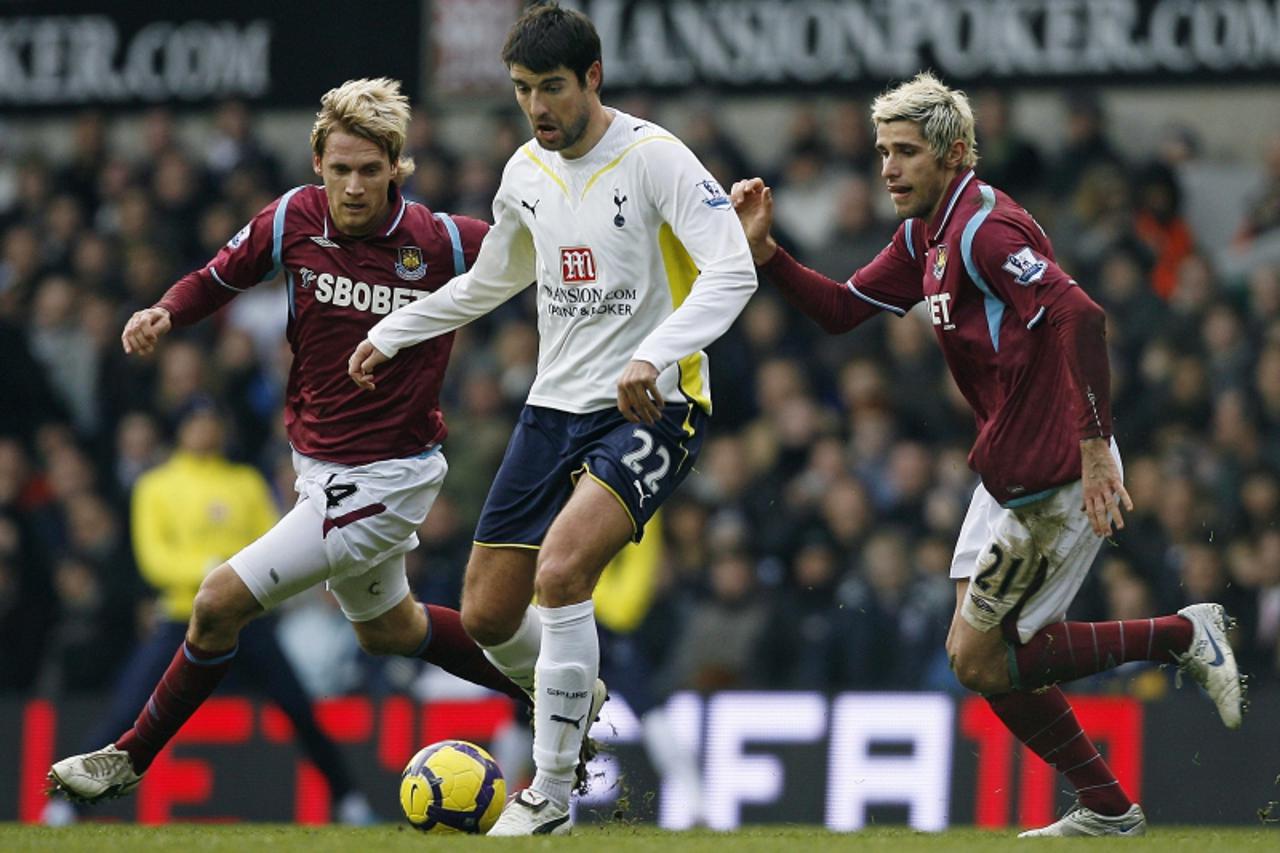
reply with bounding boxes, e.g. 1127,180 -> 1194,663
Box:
840,169 -> 1095,504
158,183 -> 488,466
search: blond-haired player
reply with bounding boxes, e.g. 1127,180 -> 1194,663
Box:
733,72 -> 1242,837
47,78 -> 528,808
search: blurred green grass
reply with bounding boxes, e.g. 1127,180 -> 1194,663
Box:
2,823 -> 1276,852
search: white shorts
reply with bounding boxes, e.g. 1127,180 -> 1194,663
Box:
229,448 -> 447,622
950,441 -> 1122,643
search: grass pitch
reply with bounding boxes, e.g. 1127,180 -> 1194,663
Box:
2,824 -> 1275,852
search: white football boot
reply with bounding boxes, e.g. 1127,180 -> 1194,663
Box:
491,677 -> 608,836
1175,603 -> 1244,729
1019,802 -> 1147,837
574,677 -> 610,794
47,745 -> 141,804
487,788 -> 572,836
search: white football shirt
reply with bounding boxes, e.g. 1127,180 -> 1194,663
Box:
367,109 -> 756,414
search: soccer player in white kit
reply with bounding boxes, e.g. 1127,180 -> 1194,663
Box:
348,3 -> 756,835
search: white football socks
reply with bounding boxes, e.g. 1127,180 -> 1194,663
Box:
480,605 -> 542,698
531,599 -> 598,808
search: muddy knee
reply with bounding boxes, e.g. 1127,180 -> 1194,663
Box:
951,647 -> 1011,695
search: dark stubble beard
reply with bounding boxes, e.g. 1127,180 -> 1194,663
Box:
539,107 -> 591,152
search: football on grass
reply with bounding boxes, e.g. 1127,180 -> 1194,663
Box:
398,739 -> 506,834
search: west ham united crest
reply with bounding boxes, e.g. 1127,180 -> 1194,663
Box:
395,246 -> 427,281
933,244 -> 948,280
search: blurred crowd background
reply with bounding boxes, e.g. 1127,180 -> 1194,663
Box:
2,84 -> 1279,714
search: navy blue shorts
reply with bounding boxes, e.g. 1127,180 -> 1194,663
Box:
474,403 -> 706,546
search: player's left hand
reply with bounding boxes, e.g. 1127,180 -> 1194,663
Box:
617,360 -> 663,424
348,339 -> 390,391
1080,437 -> 1132,537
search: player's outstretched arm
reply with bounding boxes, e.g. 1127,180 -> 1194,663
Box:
347,339 -> 391,391
730,177 -> 778,266
121,307 -> 172,356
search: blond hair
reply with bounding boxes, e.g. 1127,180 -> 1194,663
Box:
871,72 -> 978,169
311,78 -> 416,182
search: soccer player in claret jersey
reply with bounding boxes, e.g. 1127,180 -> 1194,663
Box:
348,3 -> 756,836
732,73 -> 1244,838
46,78 -> 529,808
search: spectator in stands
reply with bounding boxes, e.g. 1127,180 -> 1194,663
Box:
807,175 -> 894,279
825,99 -> 878,179
682,101 -> 755,191
41,401 -> 374,825
1133,161 -> 1195,301
55,111 -> 108,217
0,224 -> 46,319
403,107 -> 459,210
659,549 -> 769,693
1234,132 -> 1280,246
0,439 -> 57,691
1050,89 -> 1123,199
206,99 -> 283,191
973,89 -> 1044,203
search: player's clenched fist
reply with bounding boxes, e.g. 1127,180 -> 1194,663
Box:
730,177 -> 778,266
121,307 -> 172,355
348,339 -> 390,391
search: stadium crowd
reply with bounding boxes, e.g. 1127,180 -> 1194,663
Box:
2,91 -> 1278,706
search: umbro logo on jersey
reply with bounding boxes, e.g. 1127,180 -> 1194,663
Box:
969,593 -> 996,614
561,247 -> 597,284
310,235 -> 340,248
521,198 -> 541,219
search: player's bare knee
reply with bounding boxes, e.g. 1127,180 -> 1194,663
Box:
353,621 -> 403,656
951,647 -> 1010,695
461,607 -> 514,648
532,571 -> 589,609
953,664 -> 1004,695
532,555 -> 578,607
354,633 -> 393,656
190,586 -> 243,648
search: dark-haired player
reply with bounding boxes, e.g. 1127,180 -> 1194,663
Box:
349,3 -> 756,835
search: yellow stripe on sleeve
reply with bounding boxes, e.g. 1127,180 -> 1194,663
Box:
582,135 -> 678,198
656,223 -> 711,413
